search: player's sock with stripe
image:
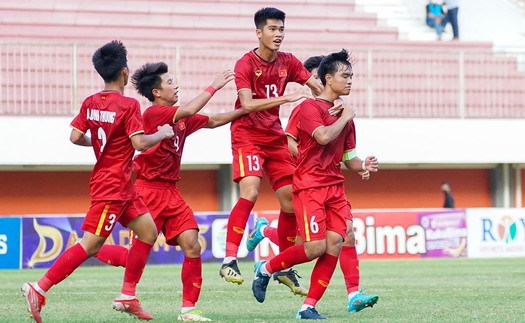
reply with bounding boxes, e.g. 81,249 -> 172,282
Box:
277,210 -> 296,252
340,246 -> 360,294
37,243 -> 88,292
263,225 -> 280,245
267,244 -> 309,274
182,256 -> 202,307
95,244 -> 128,267
121,239 -> 153,296
225,198 -> 254,257
304,253 -> 338,307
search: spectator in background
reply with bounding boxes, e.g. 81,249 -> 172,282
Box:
426,0 -> 448,40
444,0 -> 459,40
441,181 -> 455,208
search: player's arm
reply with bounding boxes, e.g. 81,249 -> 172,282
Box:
70,128 -> 92,146
130,124 -> 174,151
174,70 -> 235,122
312,105 -> 356,145
287,135 -> 298,157
343,154 -> 379,180
205,108 -> 248,129
305,76 -> 323,96
238,89 -> 307,112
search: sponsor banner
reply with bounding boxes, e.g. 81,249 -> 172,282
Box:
21,213 -> 254,269
467,208 -> 525,258
0,217 -> 21,269
256,210 -> 467,260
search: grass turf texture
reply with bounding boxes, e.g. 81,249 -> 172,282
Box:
1,257 -> 523,322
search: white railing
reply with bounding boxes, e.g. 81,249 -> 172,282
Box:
1,42 -> 524,118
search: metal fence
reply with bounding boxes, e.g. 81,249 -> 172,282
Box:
1,42 -> 524,118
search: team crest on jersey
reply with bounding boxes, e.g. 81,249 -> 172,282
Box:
255,70 -> 262,77
278,69 -> 287,77
178,122 -> 186,131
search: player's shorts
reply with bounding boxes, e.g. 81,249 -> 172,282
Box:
346,201 -> 354,221
135,180 -> 198,246
232,143 -> 296,191
293,184 -> 348,242
82,191 -> 149,237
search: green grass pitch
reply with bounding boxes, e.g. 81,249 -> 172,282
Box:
1,257 -> 524,322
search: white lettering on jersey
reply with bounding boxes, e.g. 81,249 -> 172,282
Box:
87,109 -> 116,124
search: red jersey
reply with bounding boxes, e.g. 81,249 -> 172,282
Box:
70,91 -> 144,201
293,98 -> 356,192
133,105 -> 209,184
285,105 -> 301,140
231,50 -> 312,147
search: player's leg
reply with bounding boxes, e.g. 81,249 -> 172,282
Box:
251,189 -> 327,303
175,229 -> 211,321
342,217 -> 379,312
112,197 -> 157,321
94,240 -> 129,267
296,230 -> 342,320
223,145 -> 265,284
297,189 -> 346,319
22,201 -> 116,322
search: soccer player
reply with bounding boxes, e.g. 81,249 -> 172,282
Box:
220,6 -> 322,293
92,61 -> 240,321
21,40 -> 175,322
248,54 -> 379,312
252,49 -> 379,319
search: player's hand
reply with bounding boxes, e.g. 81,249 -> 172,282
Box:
341,104 -> 356,122
157,124 -> 175,139
328,99 -> 344,116
358,170 -> 370,181
211,70 -> 235,90
286,91 -> 308,103
364,156 -> 379,172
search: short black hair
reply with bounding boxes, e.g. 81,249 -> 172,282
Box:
254,7 -> 286,29
92,40 -> 128,83
131,62 -> 168,102
303,55 -> 325,72
317,49 -> 351,86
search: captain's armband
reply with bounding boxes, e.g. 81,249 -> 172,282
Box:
342,149 -> 357,162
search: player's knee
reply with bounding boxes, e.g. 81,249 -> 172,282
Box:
185,241 -> 201,258
241,187 -> 259,201
343,230 -> 356,247
303,241 -> 326,259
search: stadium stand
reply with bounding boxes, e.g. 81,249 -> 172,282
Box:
0,0 -> 523,118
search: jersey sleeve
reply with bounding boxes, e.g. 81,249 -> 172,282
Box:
70,98 -> 90,133
125,100 -> 145,138
285,106 -> 301,140
186,114 -> 210,135
344,120 -> 357,151
299,101 -> 325,137
288,54 -> 312,85
234,57 -> 252,92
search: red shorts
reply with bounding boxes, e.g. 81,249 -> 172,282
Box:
135,181 -> 198,246
82,191 -> 149,237
232,143 -> 296,191
346,201 -> 354,221
293,184 -> 348,242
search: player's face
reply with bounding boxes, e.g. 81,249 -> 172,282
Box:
257,19 -> 285,51
311,67 -> 320,81
330,64 -> 353,96
157,73 -> 179,105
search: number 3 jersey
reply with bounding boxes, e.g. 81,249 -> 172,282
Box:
70,91 -> 144,201
231,50 -> 312,148
133,105 -> 209,185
